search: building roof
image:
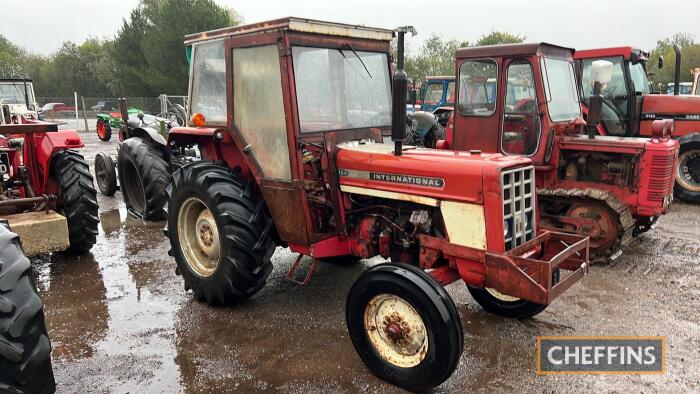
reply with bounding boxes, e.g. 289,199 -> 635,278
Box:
185,17 -> 395,45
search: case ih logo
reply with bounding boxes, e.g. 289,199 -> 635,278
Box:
369,172 -> 445,188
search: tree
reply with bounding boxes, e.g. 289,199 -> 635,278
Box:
475,31 -> 526,46
0,35 -> 27,78
405,34 -> 468,84
108,0 -> 236,96
647,32 -> 699,88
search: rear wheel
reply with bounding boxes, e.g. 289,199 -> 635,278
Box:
166,161 -> 275,305
117,138 -> 170,220
0,222 -> 55,393
51,150 -> 99,254
96,119 -> 111,141
94,152 -> 117,196
674,137 -> 700,202
346,263 -> 463,392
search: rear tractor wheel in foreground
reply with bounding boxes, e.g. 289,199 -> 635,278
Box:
346,263 -> 463,392
166,161 -> 275,306
117,138 -> 171,220
51,150 -> 99,254
0,222 -> 55,393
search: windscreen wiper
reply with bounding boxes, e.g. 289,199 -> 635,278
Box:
342,43 -> 372,79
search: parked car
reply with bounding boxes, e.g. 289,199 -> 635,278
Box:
91,100 -> 118,111
41,102 -> 76,112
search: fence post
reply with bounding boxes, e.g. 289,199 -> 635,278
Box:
74,92 -> 79,129
160,93 -> 168,117
80,96 -> 89,133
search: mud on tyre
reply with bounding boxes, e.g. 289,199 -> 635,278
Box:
166,161 -> 275,306
0,222 -> 55,393
51,150 -> 99,254
118,137 -> 171,220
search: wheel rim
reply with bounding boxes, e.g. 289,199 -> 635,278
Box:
177,197 -> 221,277
485,288 -> 520,302
94,155 -> 109,191
97,121 -> 106,139
364,294 -> 428,368
565,203 -> 618,251
122,160 -> 146,214
676,149 -> 700,192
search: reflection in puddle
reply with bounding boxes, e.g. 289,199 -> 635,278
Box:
35,205 -> 182,392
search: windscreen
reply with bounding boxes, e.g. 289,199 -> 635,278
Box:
292,47 -> 391,133
0,82 -> 34,105
541,57 -> 580,122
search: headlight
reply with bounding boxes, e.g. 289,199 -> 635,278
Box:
503,220 -> 510,237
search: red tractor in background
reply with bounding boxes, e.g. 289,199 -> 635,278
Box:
162,18 -> 590,391
439,43 -> 678,259
0,82 -> 98,256
574,46 -> 700,202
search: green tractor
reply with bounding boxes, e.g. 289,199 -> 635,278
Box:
95,107 -> 143,142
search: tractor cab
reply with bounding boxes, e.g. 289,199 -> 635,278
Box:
420,76 -> 456,112
447,43 -> 678,257
0,79 -> 40,124
575,46 -> 700,202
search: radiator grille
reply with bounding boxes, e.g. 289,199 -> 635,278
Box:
501,166 -> 536,250
647,154 -> 675,202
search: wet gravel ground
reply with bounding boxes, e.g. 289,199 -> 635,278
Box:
32,128 -> 700,393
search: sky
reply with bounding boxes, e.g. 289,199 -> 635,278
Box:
2,0 -> 700,55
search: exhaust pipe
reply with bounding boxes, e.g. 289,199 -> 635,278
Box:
673,44 -> 681,96
392,26 -> 416,156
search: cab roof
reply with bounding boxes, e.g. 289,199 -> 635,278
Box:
456,42 -> 574,60
185,17 -> 395,45
425,76 -> 455,81
0,78 -> 32,83
574,47 -> 649,63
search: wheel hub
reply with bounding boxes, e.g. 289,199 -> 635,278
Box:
565,203 -> 618,252
677,150 -> 700,192
178,197 -> 221,277
364,294 -> 428,368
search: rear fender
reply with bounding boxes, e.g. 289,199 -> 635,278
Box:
31,130 -> 84,192
129,126 -> 167,147
168,127 -> 250,176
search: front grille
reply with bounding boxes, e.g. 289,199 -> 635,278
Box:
647,154 -> 675,202
501,166 -> 536,250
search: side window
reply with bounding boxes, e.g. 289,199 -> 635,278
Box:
233,45 -> 291,181
189,40 -> 226,124
502,61 -> 540,156
423,83 -> 444,104
458,59 -> 497,116
445,81 -> 456,104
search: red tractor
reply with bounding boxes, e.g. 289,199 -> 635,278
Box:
574,46 -> 700,202
0,119 -> 98,256
439,43 -> 678,259
163,18 -> 590,391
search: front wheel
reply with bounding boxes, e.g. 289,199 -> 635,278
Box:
51,150 -> 99,254
467,287 -> 548,319
674,136 -> 700,202
346,263 -> 463,392
94,152 -> 117,196
166,161 -> 275,306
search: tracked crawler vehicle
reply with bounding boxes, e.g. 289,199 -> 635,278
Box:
164,18 -> 590,391
440,43 -> 678,259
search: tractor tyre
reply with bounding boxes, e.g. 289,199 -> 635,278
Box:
674,135 -> 700,203
118,138 -> 171,220
467,287 -> 548,319
0,222 -> 55,393
166,161 -> 275,306
94,152 -> 117,196
346,263 -> 463,392
51,150 -> 99,254
96,119 -> 111,141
